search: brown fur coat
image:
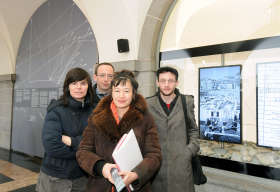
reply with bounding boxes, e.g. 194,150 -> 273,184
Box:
77,94 -> 161,192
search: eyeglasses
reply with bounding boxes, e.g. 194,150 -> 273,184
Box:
158,79 -> 177,84
96,74 -> 114,80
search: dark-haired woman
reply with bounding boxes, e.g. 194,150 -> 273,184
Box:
77,70 -> 161,192
36,67 -> 94,192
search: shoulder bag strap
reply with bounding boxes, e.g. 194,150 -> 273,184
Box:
180,94 -> 189,145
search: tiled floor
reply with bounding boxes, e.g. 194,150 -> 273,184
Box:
0,148 -> 41,192
0,173 -> 13,184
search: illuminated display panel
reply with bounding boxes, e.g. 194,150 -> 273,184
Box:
199,65 -> 242,144
257,62 -> 280,148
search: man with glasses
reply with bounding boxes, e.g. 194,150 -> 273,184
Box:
93,62 -> 115,107
146,66 -> 199,192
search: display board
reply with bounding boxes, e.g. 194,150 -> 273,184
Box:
199,65 -> 242,143
257,62 -> 280,148
11,0 -> 98,157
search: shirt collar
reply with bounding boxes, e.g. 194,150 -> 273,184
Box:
96,87 -> 107,99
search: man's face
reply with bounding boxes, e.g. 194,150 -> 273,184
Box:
93,65 -> 114,93
157,72 -> 178,96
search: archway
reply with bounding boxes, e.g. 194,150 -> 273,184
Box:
11,0 -> 98,157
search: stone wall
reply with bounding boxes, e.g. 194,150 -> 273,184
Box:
199,140 -> 280,168
0,75 -> 15,149
111,61 -> 157,97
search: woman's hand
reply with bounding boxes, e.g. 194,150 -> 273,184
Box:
118,171 -> 139,186
102,163 -> 118,184
62,135 -> 71,146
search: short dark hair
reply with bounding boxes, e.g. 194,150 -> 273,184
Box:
156,66 -> 178,80
61,67 -> 94,106
110,70 -> 138,102
94,62 -> 115,75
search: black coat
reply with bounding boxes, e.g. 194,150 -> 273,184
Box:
41,96 -> 93,179
92,84 -> 101,108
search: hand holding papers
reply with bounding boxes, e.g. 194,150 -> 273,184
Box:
112,129 -> 143,192
111,168 -> 126,192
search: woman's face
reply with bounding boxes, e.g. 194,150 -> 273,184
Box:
69,79 -> 89,102
112,80 -> 133,111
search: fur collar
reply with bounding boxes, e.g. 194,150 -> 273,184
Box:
90,94 -> 147,140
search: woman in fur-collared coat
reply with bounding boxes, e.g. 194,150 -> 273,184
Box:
77,70 -> 161,192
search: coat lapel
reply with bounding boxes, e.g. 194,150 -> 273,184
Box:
150,97 -> 168,119
168,96 -> 182,119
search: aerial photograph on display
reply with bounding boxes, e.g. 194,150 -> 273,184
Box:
199,65 -> 241,143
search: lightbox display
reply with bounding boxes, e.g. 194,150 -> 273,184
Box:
257,62 -> 280,148
199,65 -> 242,143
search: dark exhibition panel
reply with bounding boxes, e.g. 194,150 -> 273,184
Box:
11,0 -> 98,157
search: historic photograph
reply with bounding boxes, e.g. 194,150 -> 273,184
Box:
199,65 -> 242,143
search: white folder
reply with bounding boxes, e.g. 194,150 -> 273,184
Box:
112,129 -> 143,171
112,129 -> 143,191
